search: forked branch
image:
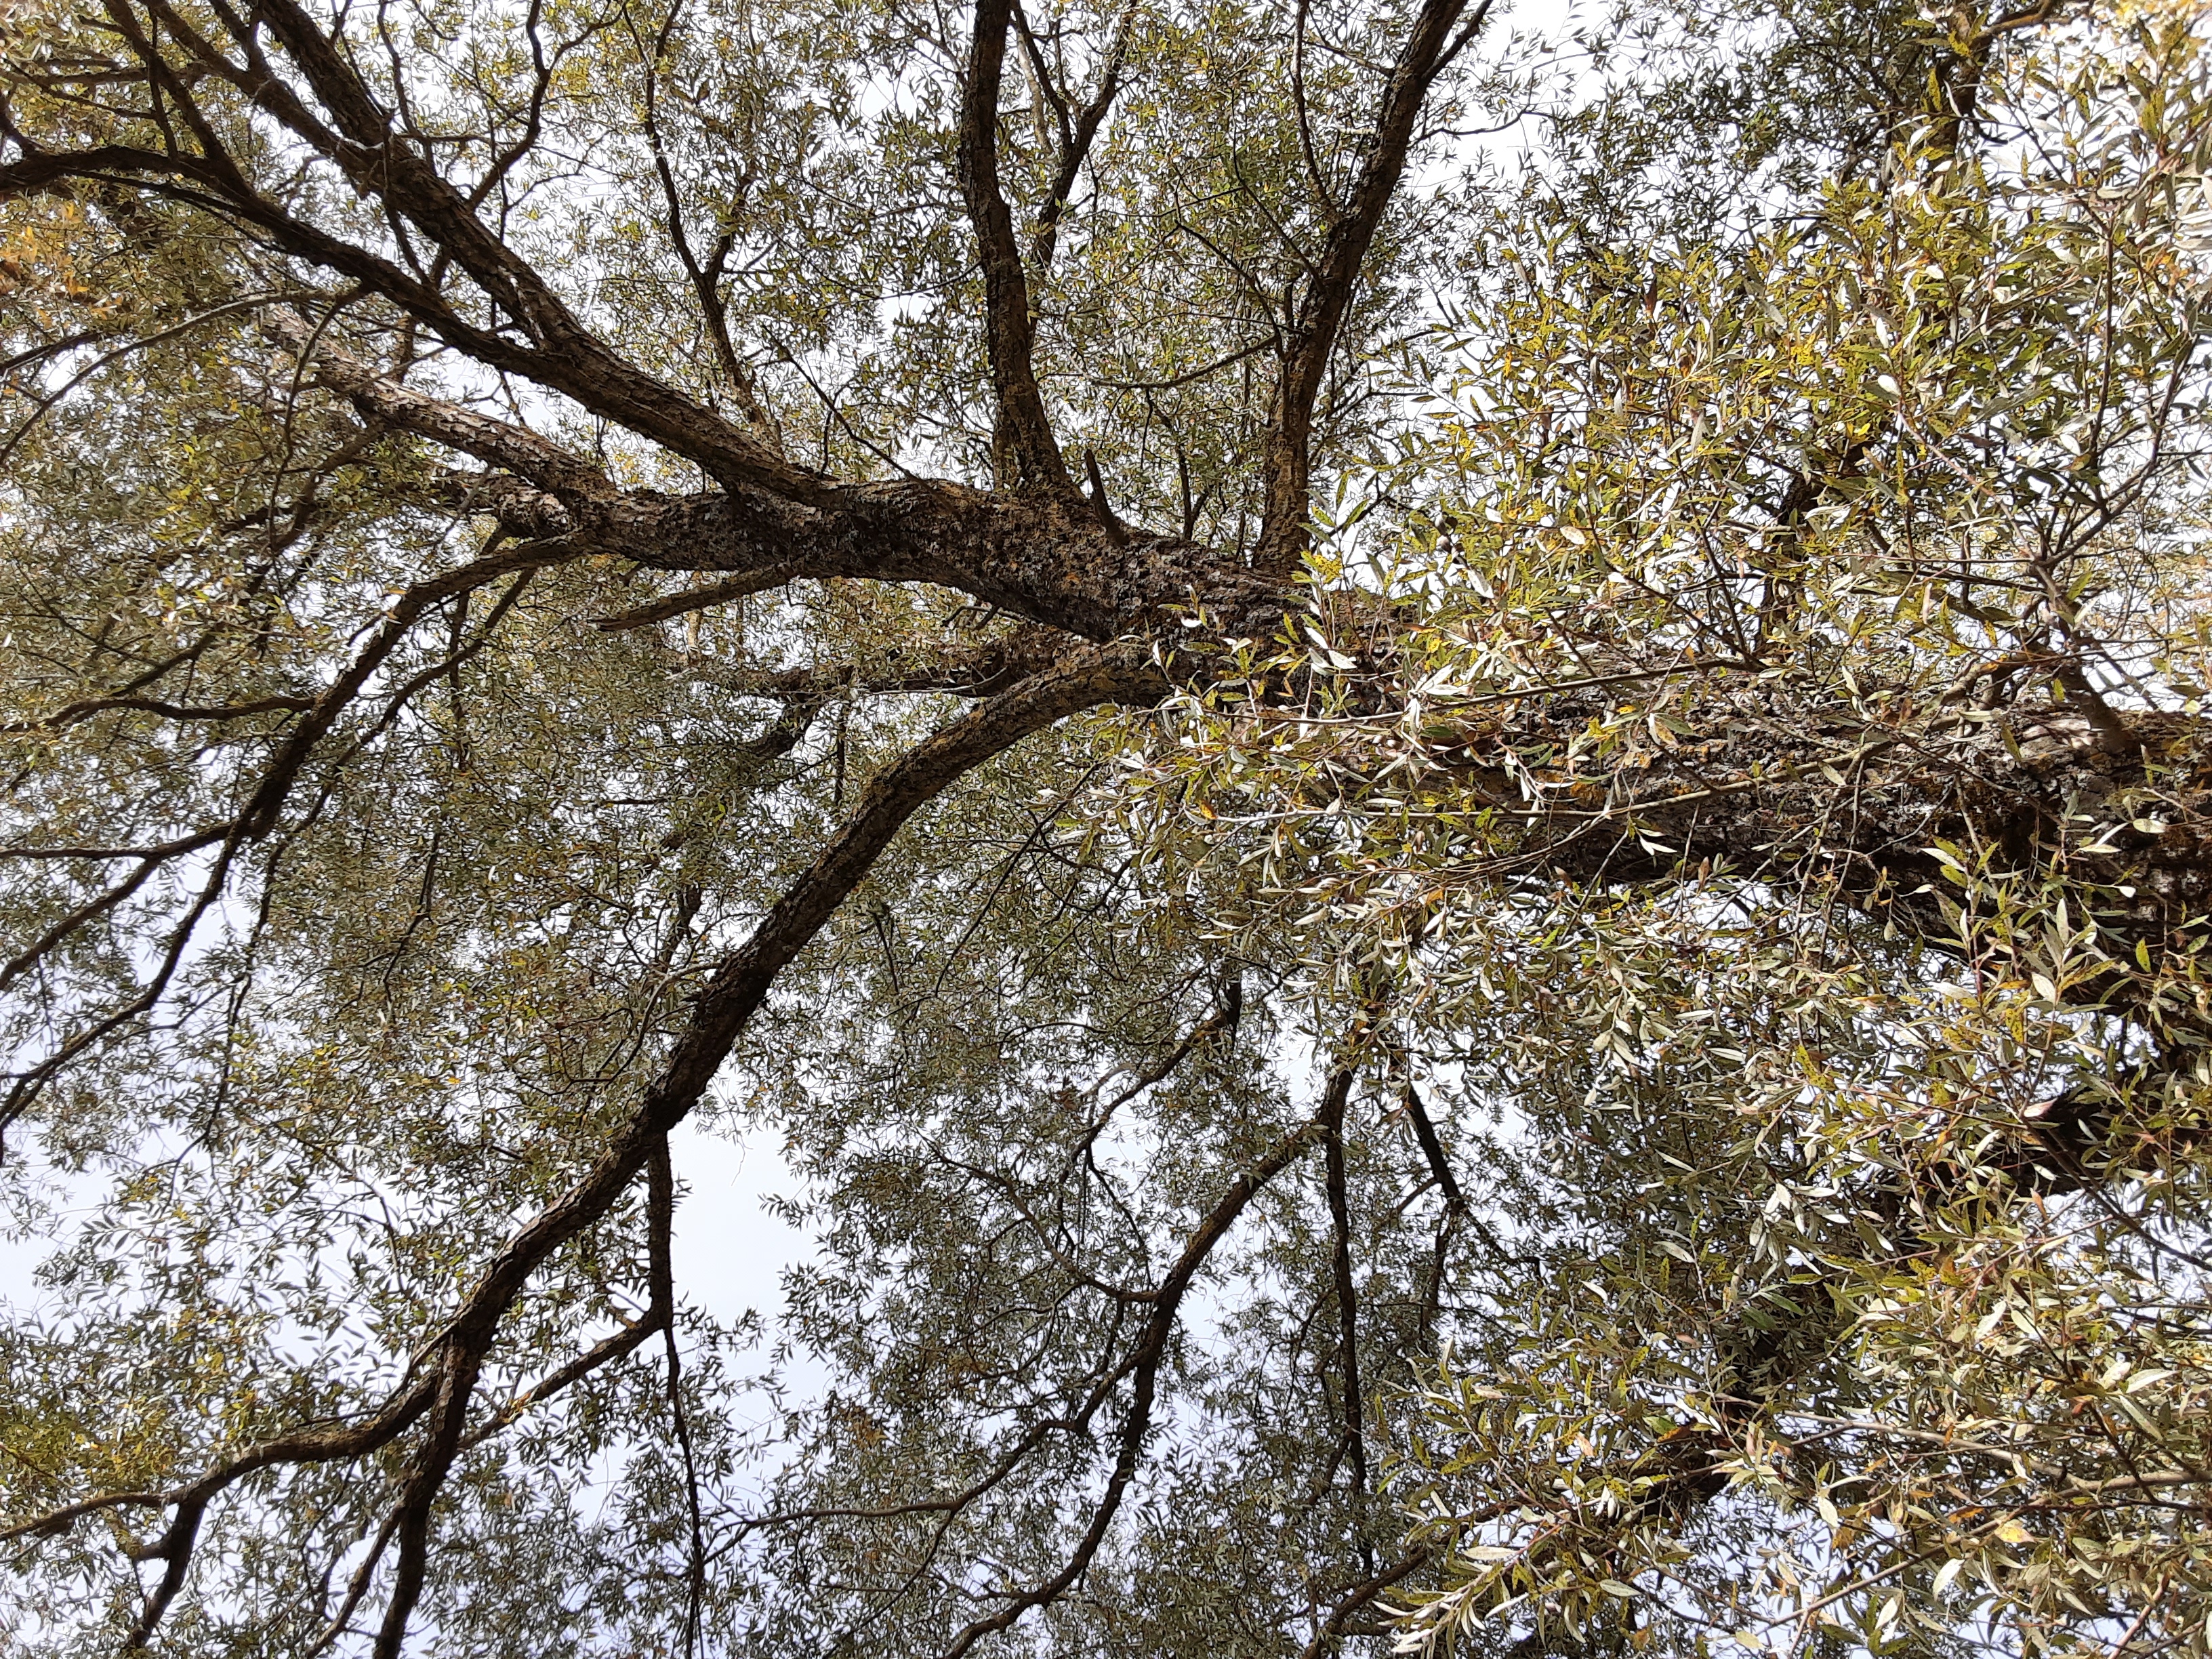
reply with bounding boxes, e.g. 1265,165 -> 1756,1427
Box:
958,0 -> 1078,497
1254,0 -> 1492,569
936,1095 -> 1336,1659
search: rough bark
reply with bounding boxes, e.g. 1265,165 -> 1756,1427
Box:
1458,687 -> 2212,1036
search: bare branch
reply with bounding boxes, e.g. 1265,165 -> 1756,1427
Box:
0,537 -> 581,1130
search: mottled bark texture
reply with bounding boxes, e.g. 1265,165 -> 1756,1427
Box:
1469,691 -> 2211,1021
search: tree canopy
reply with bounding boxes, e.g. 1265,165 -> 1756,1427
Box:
1,0 -> 2210,1654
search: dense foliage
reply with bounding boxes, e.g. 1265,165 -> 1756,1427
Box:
1144,10 -> 2212,1645
0,0 -> 2208,1654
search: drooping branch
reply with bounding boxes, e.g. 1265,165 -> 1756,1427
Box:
0,533 -> 581,1132
2,691 -> 319,735
1075,974 -> 1244,1155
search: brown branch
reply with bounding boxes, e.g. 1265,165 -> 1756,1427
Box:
3,692 -> 318,734
1083,975 -> 1243,1136
339,570 -> 539,757
587,477 -> 1272,644
733,1001 -> 1317,1551
234,538 -> 585,840
269,312 -> 614,504
1096,335 -> 1275,392
0,829 -> 225,993
957,0 -> 1076,497
312,1149 -> 681,1651
686,631 -> 1069,703
651,1136 -> 708,1658
254,316 -> 1273,643
0,112 -> 560,424
234,0 -> 808,494
455,1312 -> 663,1458
0,329 -> 102,380
1401,1082 -> 1463,1210
4,151 -> 1277,646
738,1329 -> 1150,1534
0,289 -> 311,472
1023,1 -> 1134,270
66,0 -> 824,502
1290,0 -> 1332,219
1254,0 -> 1490,571
1297,1545 -> 1433,1659
0,142 -> 185,199
1319,1066 -> 1368,1491
0,830 -> 232,863
631,0 -> 783,454
1,1363 -> 440,1645
0,840 -> 244,1138
936,1097 -> 1334,1659
304,1504 -> 403,1658
335,646 -> 1158,1654
590,570 -> 802,632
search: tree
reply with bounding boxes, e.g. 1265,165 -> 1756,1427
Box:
0,0 -> 2206,1652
